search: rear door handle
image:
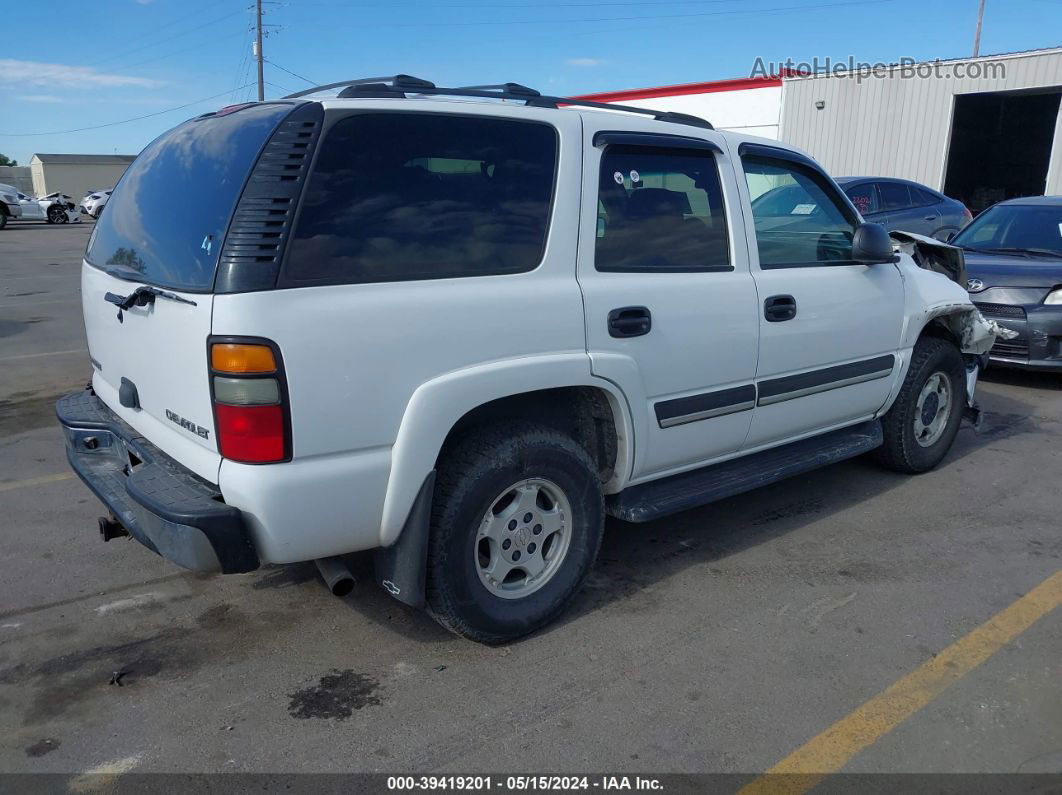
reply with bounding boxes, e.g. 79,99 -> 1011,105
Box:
764,294 -> 797,322
608,306 -> 652,338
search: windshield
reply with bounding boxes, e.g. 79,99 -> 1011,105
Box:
953,203 -> 1062,257
86,102 -> 294,292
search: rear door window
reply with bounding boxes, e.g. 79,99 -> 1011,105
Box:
86,103 -> 294,292
280,113 -> 558,286
878,182 -> 913,212
595,145 -> 730,272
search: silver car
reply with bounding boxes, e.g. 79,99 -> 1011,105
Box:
80,189 -> 112,219
0,183 -> 21,229
835,177 -> 972,241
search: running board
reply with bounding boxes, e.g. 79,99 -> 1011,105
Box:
608,421 -> 883,523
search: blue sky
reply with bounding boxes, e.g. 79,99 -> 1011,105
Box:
1,0 -> 1059,164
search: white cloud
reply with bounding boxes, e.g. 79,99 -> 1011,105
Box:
17,94 -> 63,103
0,59 -> 164,89
566,58 -> 606,67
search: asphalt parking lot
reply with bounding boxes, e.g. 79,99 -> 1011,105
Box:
1,218 -> 1060,782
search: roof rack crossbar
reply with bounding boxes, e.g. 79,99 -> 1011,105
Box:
282,76 -> 713,130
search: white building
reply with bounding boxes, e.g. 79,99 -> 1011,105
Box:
578,48 -> 1062,213
30,153 -> 135,201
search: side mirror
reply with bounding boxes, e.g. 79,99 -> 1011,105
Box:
851,222 -> 897,264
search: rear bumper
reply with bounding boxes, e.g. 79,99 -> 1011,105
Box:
56,389 -> 259,573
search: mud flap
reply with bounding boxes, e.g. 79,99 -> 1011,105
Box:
963,354 -> 987,430
373,471 -> 435,609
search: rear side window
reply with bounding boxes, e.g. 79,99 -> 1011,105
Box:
878,182 -> 912,211
912,186 -> 939,206
86,103 -> 293,292
281,113 -> 557,285
595,145 -> 730,272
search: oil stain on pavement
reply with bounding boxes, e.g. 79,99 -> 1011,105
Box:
287,669 -> 383,720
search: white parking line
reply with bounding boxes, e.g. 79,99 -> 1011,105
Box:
0,297 -> 81,309
0,348 -> 87,362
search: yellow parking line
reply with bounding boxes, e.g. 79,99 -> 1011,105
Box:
0,472 -> 75,493
740,569 -> 1062,795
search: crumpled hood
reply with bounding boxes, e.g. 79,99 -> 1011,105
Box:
963,252 -> 1062,289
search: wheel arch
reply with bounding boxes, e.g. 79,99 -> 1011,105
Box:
378,354 -> 634,550
372,355 -> 633,609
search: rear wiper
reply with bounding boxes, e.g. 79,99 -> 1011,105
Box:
104,285 -> 197,310
104,285 -> 197,322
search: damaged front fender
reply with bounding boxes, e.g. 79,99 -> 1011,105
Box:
892,230 -> 1018,355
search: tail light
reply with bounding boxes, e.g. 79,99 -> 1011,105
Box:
962,206 -> 973,222
209,338 -> 291,463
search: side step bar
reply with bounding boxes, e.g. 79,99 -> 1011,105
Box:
607,420 -> 883,523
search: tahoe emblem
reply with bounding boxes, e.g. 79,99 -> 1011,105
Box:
165,409 -> 210,439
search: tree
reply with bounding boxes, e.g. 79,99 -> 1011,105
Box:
0,154 -> 17,167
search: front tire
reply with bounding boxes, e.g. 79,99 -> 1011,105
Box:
47,205 -> 66,224
875,336 -> 966,473
426,422 -> 604,644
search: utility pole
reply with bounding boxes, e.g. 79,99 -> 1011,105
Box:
972,0 -> 985,57
255,0 -> 264,101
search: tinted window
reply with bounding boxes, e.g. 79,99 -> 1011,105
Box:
595,146 -> 729,272
911,186 -> 938,206
878,182 -> 912,212
282,113 -> 557,285
844,183 -> 878,215
744,157 -> 857,266
952,203 -> 1062,256
86,103 -> 292,292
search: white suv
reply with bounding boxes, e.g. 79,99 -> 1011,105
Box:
58,76 -> 1005,643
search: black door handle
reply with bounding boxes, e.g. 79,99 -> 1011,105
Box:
608,306 -> 652,338
764,294 -> 796,322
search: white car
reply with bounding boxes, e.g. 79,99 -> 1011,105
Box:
18,191 -> 80,224
80,189 -> 111,219
0,183 -> 22,228
56,76 -> 1008,643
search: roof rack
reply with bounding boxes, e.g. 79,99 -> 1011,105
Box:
282,75 -> 713,130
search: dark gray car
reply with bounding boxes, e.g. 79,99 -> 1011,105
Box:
836,177 -> 971,241
954,195 -> 1062,371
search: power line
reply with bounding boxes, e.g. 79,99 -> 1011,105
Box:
265,79 -> 297,95
94,7 -> 248,68
290,0 -> 900,26
0,85 -> 255,137
266,59 -> 318,87
297,0 -> 770,6
122,29 -> 247,72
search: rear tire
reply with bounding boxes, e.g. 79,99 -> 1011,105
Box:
0,211 -> 7,230
426,422 -> 604,644
875,336 -> 966,473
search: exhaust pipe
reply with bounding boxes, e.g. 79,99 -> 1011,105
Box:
98,515 -> 128,542
315,556 -> 355,597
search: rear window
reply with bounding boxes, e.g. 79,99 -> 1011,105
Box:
280,113 -> 558,286
86,103 -> 293,292
878,182 -> 912,212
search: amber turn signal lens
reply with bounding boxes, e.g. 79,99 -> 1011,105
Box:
211,343 -> 277,374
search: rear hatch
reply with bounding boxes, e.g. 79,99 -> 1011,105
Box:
82,102 -> 296,482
